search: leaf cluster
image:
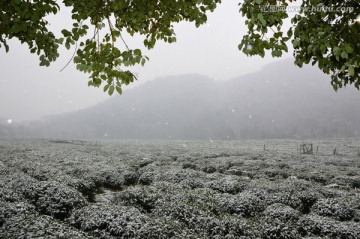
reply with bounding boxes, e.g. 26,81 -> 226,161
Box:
239,0 -> 360,90
0,0 -> 61,66
291,0 -> 360,90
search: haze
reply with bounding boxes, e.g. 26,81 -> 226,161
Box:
1,1 -> 359,141
0,1 -> 290,123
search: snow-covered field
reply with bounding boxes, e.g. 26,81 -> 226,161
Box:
1,138 -> 359,238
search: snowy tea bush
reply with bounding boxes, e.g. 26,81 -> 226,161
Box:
1,139 -> 360,238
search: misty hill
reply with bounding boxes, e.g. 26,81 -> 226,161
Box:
9,60 -> 360,140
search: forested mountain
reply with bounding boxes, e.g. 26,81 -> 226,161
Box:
3,60 -> 360,140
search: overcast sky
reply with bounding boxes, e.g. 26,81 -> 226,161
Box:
0,1 -> 293,123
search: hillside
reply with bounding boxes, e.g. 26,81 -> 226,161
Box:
5,60 -> 360,139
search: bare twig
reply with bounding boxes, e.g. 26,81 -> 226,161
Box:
60,41 -> 78,72
119,32 -> 130,51
107,17 -> 115,47
60,21 -> 83,72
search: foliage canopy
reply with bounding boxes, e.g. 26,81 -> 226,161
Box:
1,0 -> 359,94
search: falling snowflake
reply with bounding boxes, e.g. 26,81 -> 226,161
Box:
7,119 -> 12,124
231,109 -> 235,113
248,115 -> 252,119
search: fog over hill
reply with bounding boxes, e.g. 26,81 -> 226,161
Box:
2,60 -> 360,140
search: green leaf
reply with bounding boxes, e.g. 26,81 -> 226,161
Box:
260,18 -> 266,26
134,49 -> 141,56
340,51 -> 348,59
274,32 -> 282,38
344,44 -> 354,54
341,65 -> 346,73
333,47 -> 341,56
287,29 -> 293,38
201,14 -> 207,22
108,85 -> 115,95
76,64 -> 87,71
56,38 -> 64,44
93,78 -> 101,85
348,66 -> 355,76
307,45 -> 313,54
65,42 -> 71,50
73,56 -> 80,63
10,25 -> 20,34
116,86 -> 122,94
271,50 -> 282,57
61,29 -> 72,37
293,39 -> 300,48
86,65 -> 92,73
294,59 -> 303,67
